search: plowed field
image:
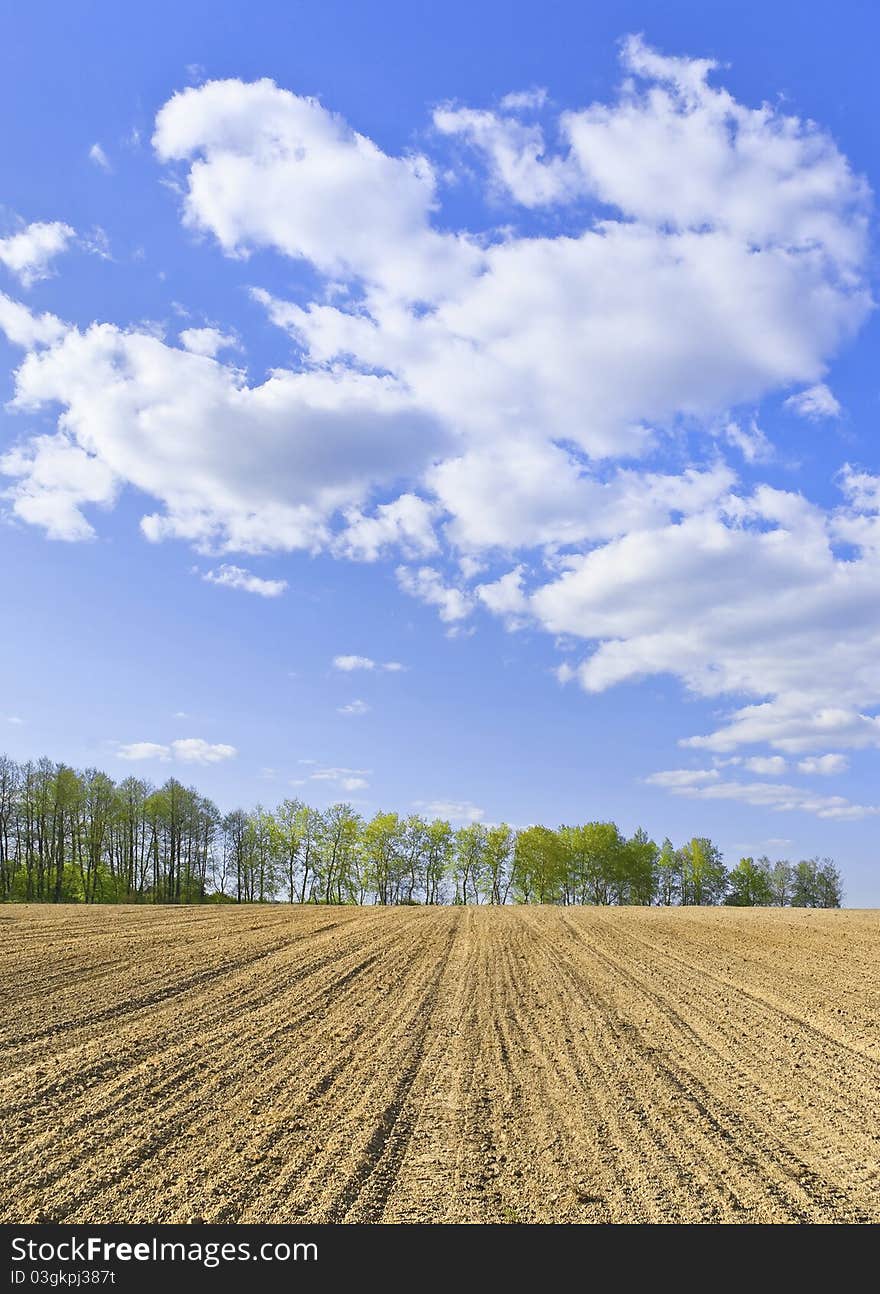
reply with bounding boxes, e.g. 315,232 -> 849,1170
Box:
2,905 -> 878,1224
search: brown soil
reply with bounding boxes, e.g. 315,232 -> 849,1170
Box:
1,905 -> 878,1223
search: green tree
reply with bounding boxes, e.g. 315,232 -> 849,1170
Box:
679,837 -> 727,905
513,826 -> 565,904
725,856 -> 773,906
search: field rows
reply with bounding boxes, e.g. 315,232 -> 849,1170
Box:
1,905 -> 878,1223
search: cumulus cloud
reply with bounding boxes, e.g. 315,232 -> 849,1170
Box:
396,566 -> 472,622
646,768 -> 878,820
179,326 -> 238,356
537,480 -> 880,752
0,293 -> 67,348
116,737 -> 237,763
1,38 -> 877,784
333,494 -> 439,562
2,322 -> 442,551
0,222 -> 76,287
202,563 -> 287,597
475,566 -> 529,627
797,753 -> 849,775
785,383 -> 842,420
743,755 -> 788,775
4,46 -> 869,557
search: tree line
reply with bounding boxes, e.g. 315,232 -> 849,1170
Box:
0,754 -> 843,907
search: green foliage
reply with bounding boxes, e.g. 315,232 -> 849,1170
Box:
725,857 -> 774,907
0,752 -> 845,908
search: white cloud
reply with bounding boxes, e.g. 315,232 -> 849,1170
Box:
537,481 -> 880,753
396,566 -> 472,622
797,753 -> 849,775
1,41 -> 876,782
179,326 -> 238,356
413,799 -> 485,823
499,88 -> 549,112
743,755 -> 787,775
171,737 -> 237,763
117,742 -> 172,762
202,563 -> 287,597
333,493 -> 439,562
154,78 -> 477,301
0,222 -> 76,288
2,322 -> 442,551
0,293 -> 67,349
6,715 -> 25,725
434,104 -> 579,207
785,383 -> 841,420
4,48 -> 868,559
0,432 -> 117,540
309,766 -> 371,792
475,566 -> 529,626
647,768 -> 878,820
337,699 -> 370,716
644,768 -> 720,788
116,737 -> 236,763
333,654 -> 376,671
722,419 -> 773,464
88,143 -> 112,172
332,654 -> 406,672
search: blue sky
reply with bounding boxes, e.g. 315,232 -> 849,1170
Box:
2,0 -> 880,902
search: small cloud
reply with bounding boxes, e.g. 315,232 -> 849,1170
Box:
179,326 -> 239,357
297,758 -> 317,765
332,654 -> 406,672
171,737 -> 236,764
186,62 -> 207,84
743,755 -> 787,775
202,564 -> 287,598
173,711 -> 188,719
500,87 -> 548,111
722,418 -> 773,463
6,715 -> 25,725
115,737 -> 236,764
396,565 -> 472,623
83,226 -> 112,260
784,383 -> 841,421
117,741 -> 171,762
646,768 -> 721,789
413,799 -> 485,823
308,766 -> 371,792
0,219 -> 76,287
337,699 -> 370,716
333,654 -> 375,671
458,555 -> 486,580
88,143 -> 112,173
797,753 -> 849,775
